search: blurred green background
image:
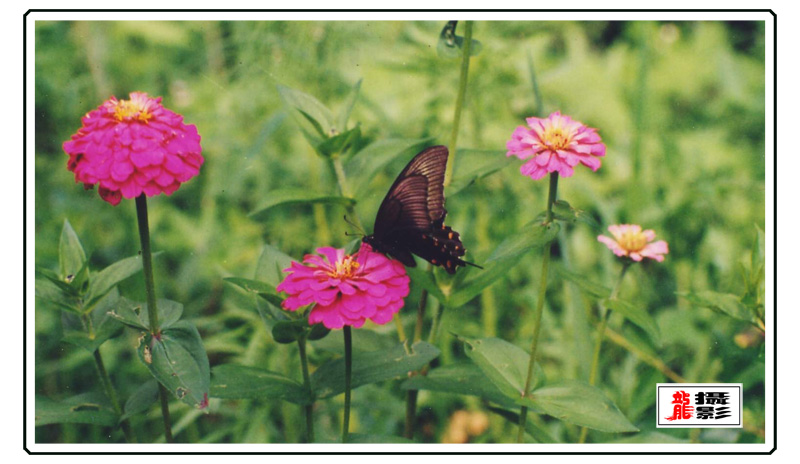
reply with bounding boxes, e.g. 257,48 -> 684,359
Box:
34,20 -> 766,444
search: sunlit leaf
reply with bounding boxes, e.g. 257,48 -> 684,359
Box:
250,188 -> 355,220
526,381 -> 639,433
210,364 -> 311,405
311,341 -> 439,398
678,290 -> 754,323
84,254 -> 146,311
460,336 -> 544,401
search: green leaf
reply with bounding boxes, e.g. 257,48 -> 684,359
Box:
35,393 -> 118,427
527,381 -> 639,433
445,223 -> 559,308
406,265 -> 446,303
311,341 -> 440,398
278,85 -> 335,147
556,265 -> 612,299
551,200 -> 600,230
271,319 -> 309,344
347,433 -> 414,444
107,297 -> 183,331
59,219 -> 87,283
84,254 -> 145,311
137,320 -> 210,410
61,313 -> 123,353
35,276 -> 82,313
336,79 -> 362,133
486,406 -> 558,443
317,125 -> 361,158
256,244 -> 298,288
310,328 -> 397,354
223,277 -> 285,307
401,362 -> 522,410
446,149 -> 509,196
209,364 -> 312,405
678,290 -> 754,323
121,379 -> 159,421
461,336 -> 544,401
250,188 -> 355,220
345,138 -> 432,196
437,21 -> 482,58
486,221 -> 560,263
603,298 -> 661,346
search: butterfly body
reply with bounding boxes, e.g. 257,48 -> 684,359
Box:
363,145 -> 476,274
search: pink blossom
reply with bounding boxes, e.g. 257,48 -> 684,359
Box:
276,243 -> 410,329
506,111 -> 606,180
63,92 -> 203,205
598,224 -> 669,262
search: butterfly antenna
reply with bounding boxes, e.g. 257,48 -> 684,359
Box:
464,260 -> 484,270
343,215 -> 366,237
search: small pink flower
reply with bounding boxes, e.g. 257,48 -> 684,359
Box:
506,111 -> 606,180
276,243 -> 410,329
63,92 -> 203,205
598,224 -> 669,262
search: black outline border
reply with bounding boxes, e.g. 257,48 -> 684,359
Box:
23,8 -> 778,455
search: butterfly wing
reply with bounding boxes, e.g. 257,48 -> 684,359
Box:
368,145 -> 474,273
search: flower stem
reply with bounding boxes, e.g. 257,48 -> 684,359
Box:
444,20 -> 473,188
134,194 -> 174,443
578,262 -> 631,444
92,347 -> 135,442
297,337 -> 315,443
330,155 -> 363,232
342,326 -> 353,443
517,172 -> 558,443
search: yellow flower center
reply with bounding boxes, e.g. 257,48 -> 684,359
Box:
328,257 -> 360,279
113,98 -> 153,122
618,230 -> 648,253
542,127 -> 571,151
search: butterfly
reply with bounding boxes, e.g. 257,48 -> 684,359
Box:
362,145 -> 480,274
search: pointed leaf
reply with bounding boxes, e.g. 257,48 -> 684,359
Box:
256,244 -> 298,288
336,79 -> 362,133
406,265 -> 446,303
446,149 -> 509,196
486,221 -> 560,263
678,290 -> 754,323
59,219 -> 86,282
224,277 -> 285,307
345,138 -> 432,196
604,298 -> 661,346
121,379 -> 159,421
278,85 -> 335,148
84,254 -> 146,311
551,200 -> 600,230
317,125 -> 361,158
209,364 -> 311,405
250,188 -> 355,220
61,313 -> 123,353
556,265 -> 611,299
311,341 -> 440,398
35,276 -> 82,313
525,381 -> 639,433
461,336 -> 544,401
35,393 -> 117,427
137,320 -> 210,410
486,406 -> 559,443
401,362 -> 523,410
107,297 -> 182,331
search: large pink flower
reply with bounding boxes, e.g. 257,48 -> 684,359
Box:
598,224 -> 669,262
276,243 -> 410,329
506,111 -> 606,180
63,92 -> 203,205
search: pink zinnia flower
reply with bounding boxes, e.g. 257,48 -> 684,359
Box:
506,111 -> 606,180
63,92 -> 203,205
276,243 -> 410,329
598,224 -> 669,262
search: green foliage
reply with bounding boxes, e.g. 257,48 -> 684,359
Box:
35,393 -> 118,427
210,364 -> 311,404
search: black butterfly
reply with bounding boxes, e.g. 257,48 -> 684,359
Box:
363,145 -> 479,274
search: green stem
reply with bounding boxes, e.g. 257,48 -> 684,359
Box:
342,326 -> 353,443
92,348 -> 135,442
578,262 -> 631,444
134,195 -> 174,443
404,266 -> 431,439
330,155 -> 363,232
297,337 -> 314,443
517,172 -> 559,443
444,20 -> 473,188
